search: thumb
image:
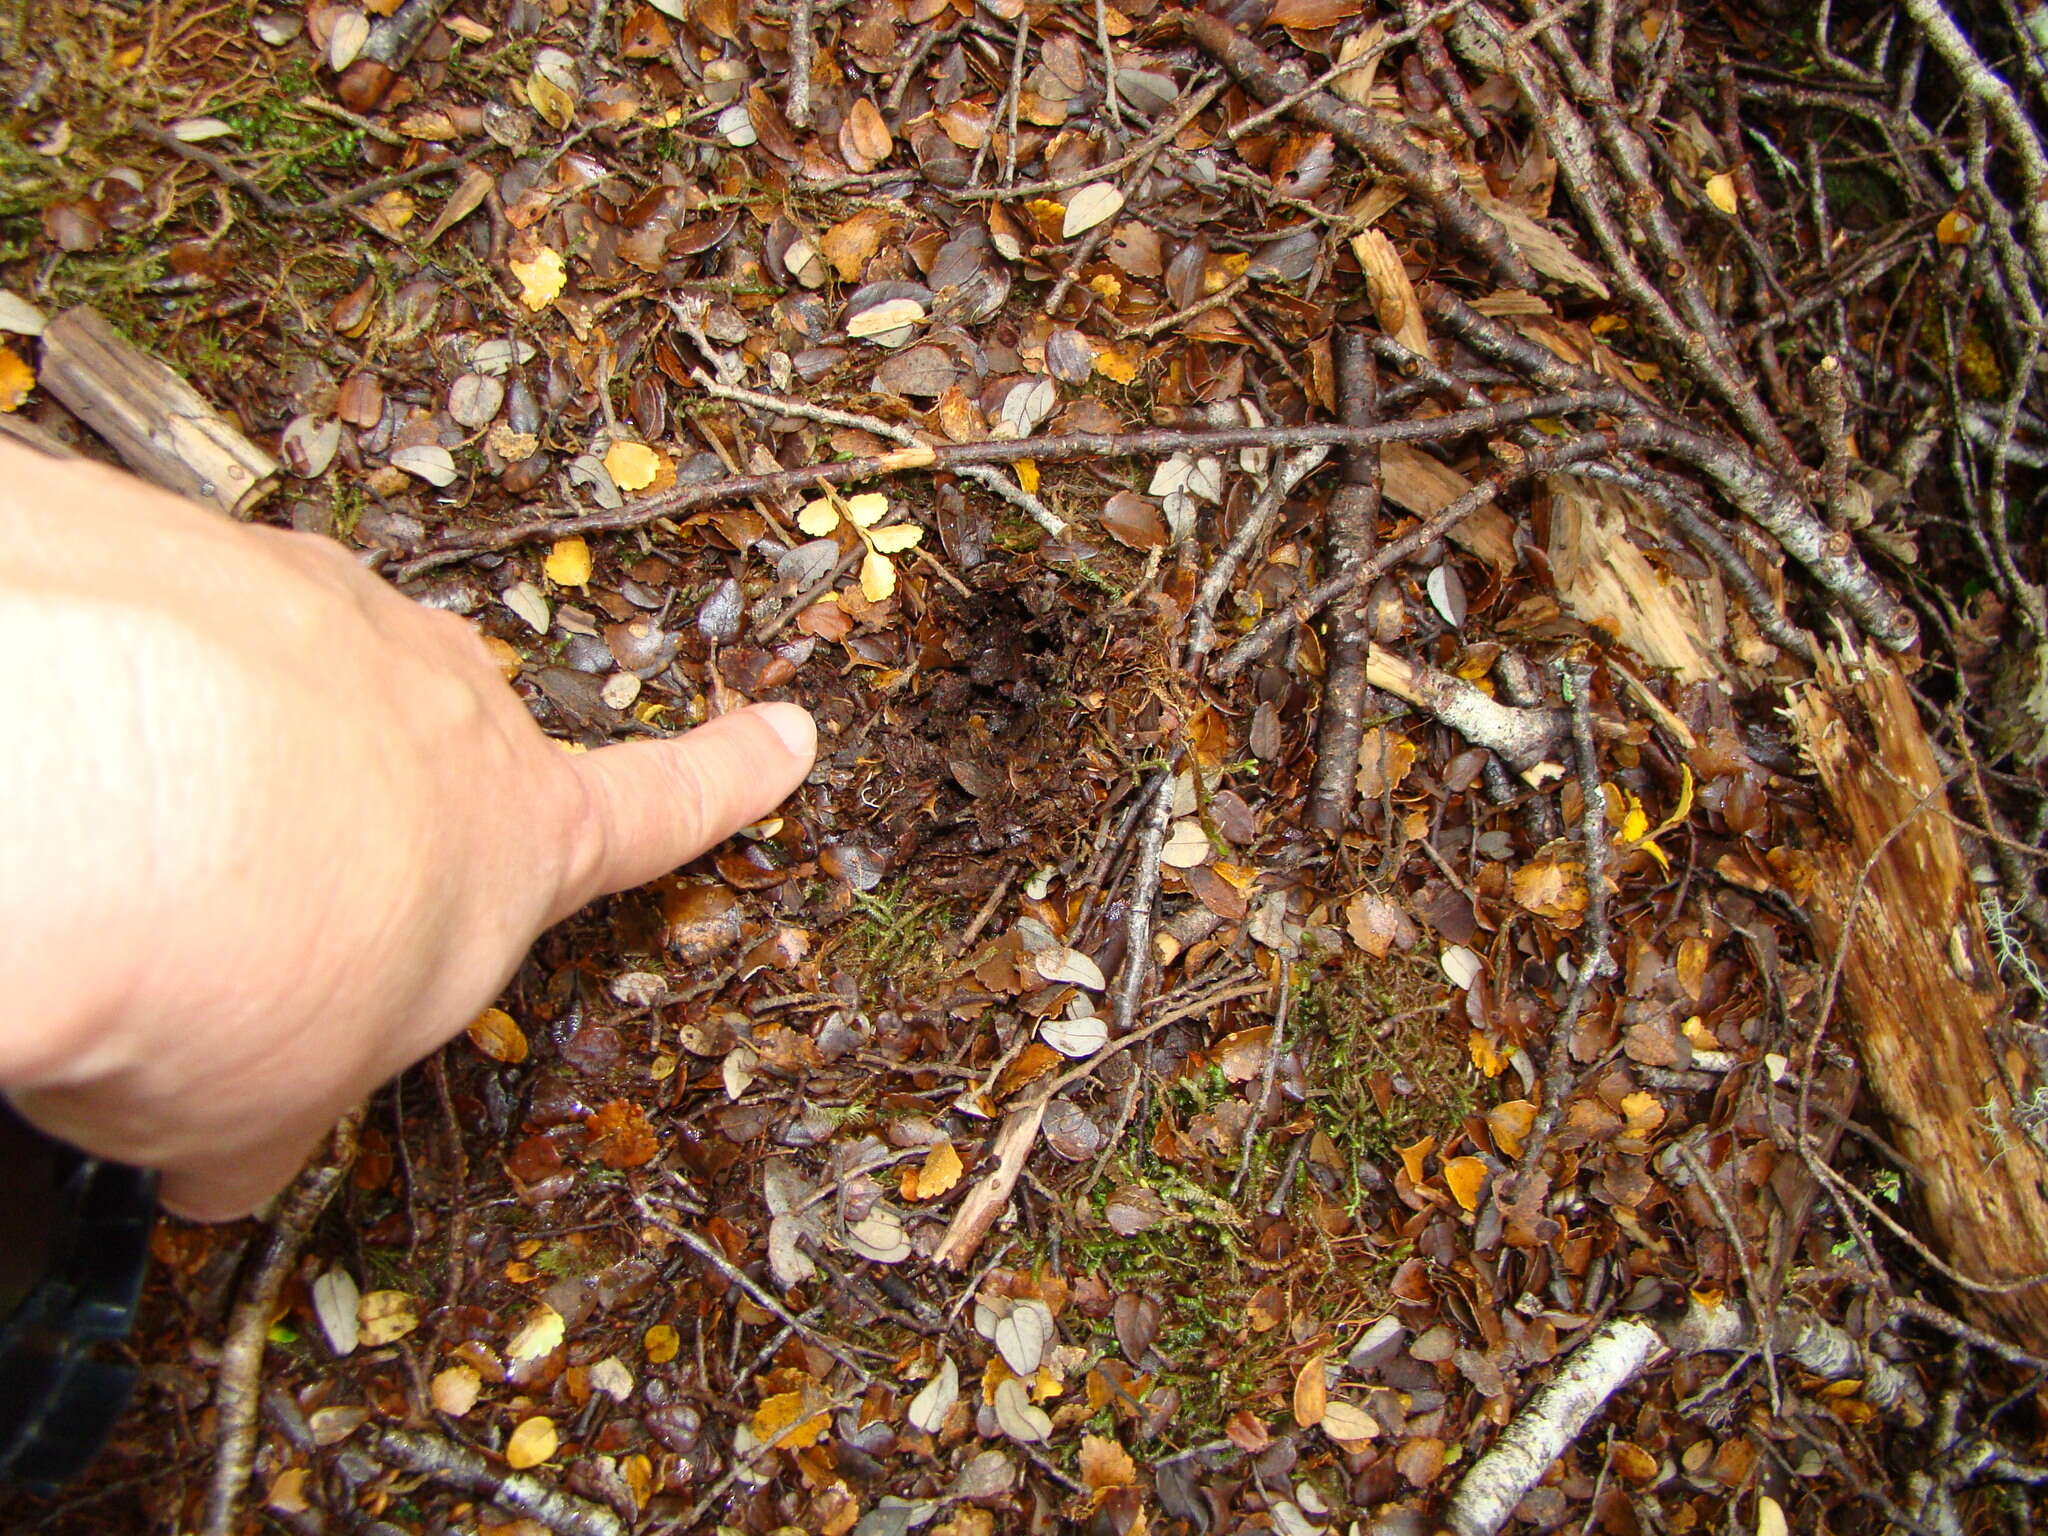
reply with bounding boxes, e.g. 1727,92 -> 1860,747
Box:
561,702 -> 816,908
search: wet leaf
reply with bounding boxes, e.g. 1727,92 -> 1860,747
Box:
431,1364 -> 482,1416
508,1303 -> 566,1363
643,1323 -> 680,1363
505,1415 -> 558,1469
356,1289 -> 419,1346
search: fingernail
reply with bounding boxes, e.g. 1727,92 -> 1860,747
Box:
754,702 -> 817,762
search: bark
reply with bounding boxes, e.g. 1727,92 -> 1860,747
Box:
1787,646 -> 2048,1351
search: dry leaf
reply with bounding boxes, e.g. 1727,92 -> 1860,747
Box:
311,1269 -> 360,1355
1321,1399 -> 1380,1445
847,297 -> 926,343
908,1140 -> 964,1200
839,97 -> 893,171
505,1415 -> 558,1470
1351,228 -> 1430,358
1511,849 -> 1588,924
510,247 -> 567,311
752,1391 -> 830,1450
992,1377 -> 1051,1442
908,1354 -> 959,1433
1704,171 -> 1739,216
1397,1134 -> 1435,1187
1292,1353 -> 1328,1427
0,345 -> 34,412
1062,182 -> 1124,238
466,1007 -> 528,1064
1487,1099 -> 1537,1159
1033,945 -> 1106,990
1443,1156 -> 1489,1212
391,444 -> 458,487
1078,1433 -> 1137,1491
544,536 -> 593,587
1040,1013 -> 1108,1058
859,549 -> 899,603
604,440 -> 661,492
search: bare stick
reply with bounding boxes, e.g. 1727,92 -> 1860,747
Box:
201,1109 -> 364,1536
364,1427 -> 624,1536
1308,333 -> 1382,832
786,0 -> 816,128
1229,969 -> 1293,1199
1187,448 -> 1331,660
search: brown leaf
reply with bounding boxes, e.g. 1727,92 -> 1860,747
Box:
1111,1292 -> 1158,1365
586,1099 -> 660,1168
1078,1433 -> 1137,1491
839,97 -> 893,172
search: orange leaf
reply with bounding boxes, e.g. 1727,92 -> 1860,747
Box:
1443,1155 -> 1489,1212
1396,1134 -> 1435,1188
466,1007 -> 528,1064
0,345 -> 33,412
587,1099 -> 660,1168
752,1390 -> 830,1449
1291,1353 -> 1327,1427
1468,1032 -> 1506,1078
643,1323 -> 680,1363
1487,1100 -> 1537,1160
905,1140 -> 964,1201
1078,1432 -> 1137,1491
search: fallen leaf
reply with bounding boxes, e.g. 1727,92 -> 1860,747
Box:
1078,1433 -> 1137,1491
907,1140 -> 964,1200
505,1415 -> 558,1470
1321,1399 -> 1380,1445
545,536 -> 593,587
1487,1100 -> 1538,1159
643,1323 -> 680,1363
1033,946 -> 1106,990
0,345 -> 34,411
992,1377 -> 1051,1442
908,1354 -> 959,1433
1397,1134 -> 1435,1187
356,1289 -> 419,1346
1292,1353 -> 1327,1427
1440,945 -> 1482,990
1062,182 -> 1124,237
604,440 -> 662,492
431,1364 -> 482,1416
753,1390 -> 831,1450
391,444 -> 459,487
467,1007 -> 529,1063
311,1269 -> 360,1355
1040,1013 -> 1108,1058
510,247 -> 567,311
1443,1156 -> 1489,1212
1704,171 -> 1739,216
586,1098 -> 660,1168
846,1207 -> 912,1263
508,1303 -> 566,1363
859,550 -> 899,603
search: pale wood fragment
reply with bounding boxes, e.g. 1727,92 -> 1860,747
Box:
36,306 -> 278,518
1788,646 -> 2048,1351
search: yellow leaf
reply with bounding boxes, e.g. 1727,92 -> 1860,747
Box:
1937,209 -> 1976,246
526,68 -> 576,129
356,1289 -> 419,1346
643,1323 -> 680,1363
843,491 -> 891,528
1510,851 -> 1587,923
907,1140 -> 963,1200
1092,340 -> 1141,384
603,440 -> 661,493
466,1007 -> 528,1064
1703,172 -> 1739,216
507,1303 -> 565,1362
1467,1033 -> 1506,1078
1620,1090 -> 1666,1139
866,522 -> 923,555
1443,1155 -> 1489,1212
752,1391 -> 830,1449
1078,1432 -> 1138,1490
1396,1134 -> 1435,1188
797,499 -> 841,536
622,1453 -> 653,1509
1618,791 -> 1650,846
1647,765 -> 1694,839
859,549 -> 898,602
0,345 -> 33,412
1291,1353 -> 1327,1427
1487,1099 -> 1537,1159
1015,458 -> 1039,494
505,1415 -> 558,1470
510,247 -> 566,311
544,536 -> 593,587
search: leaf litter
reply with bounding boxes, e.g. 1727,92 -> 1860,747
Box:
7,2 -> 2048,1535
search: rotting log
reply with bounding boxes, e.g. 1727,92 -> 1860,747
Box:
36,306 -> 277,519
1788,646 -> 2048,1351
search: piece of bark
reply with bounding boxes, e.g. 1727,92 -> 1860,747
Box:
0,411 -> 79,460
1787,645 -> 2048,1351
35,306 -> 278,518
1309,332 -> 1381,832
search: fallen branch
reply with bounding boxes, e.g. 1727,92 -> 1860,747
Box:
1367,649 -> 1565,783
363,1426 -> 624,1536
396,389 -> 1629,580
201,1109 -> 364,1536
1308,332 -> 1383,832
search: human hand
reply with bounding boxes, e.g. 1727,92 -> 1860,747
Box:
0,442 -> 816,1219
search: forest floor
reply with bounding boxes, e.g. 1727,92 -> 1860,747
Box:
5,1 -> 2048,1533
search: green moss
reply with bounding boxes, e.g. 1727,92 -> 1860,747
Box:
829,881 -> 957,993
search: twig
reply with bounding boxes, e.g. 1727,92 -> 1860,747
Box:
200,1109 -> 364,1536
785,0 -> 816,128
1228,967 -> 1293,1199
1117,269 -> 1252,341
294,94 -> 407,148
1186,448 -> 1331,660
637,1198 -> 875,1384
396,390 -> 1631,580
1180,12 -> 1537,289
952,76 -> 1228,200
1110,768 -> 1179,1037
364,1427 -> 624,1536
1308,332 -> 1382,832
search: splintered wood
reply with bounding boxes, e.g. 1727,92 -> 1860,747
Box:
1789,646 -> 2048,1350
